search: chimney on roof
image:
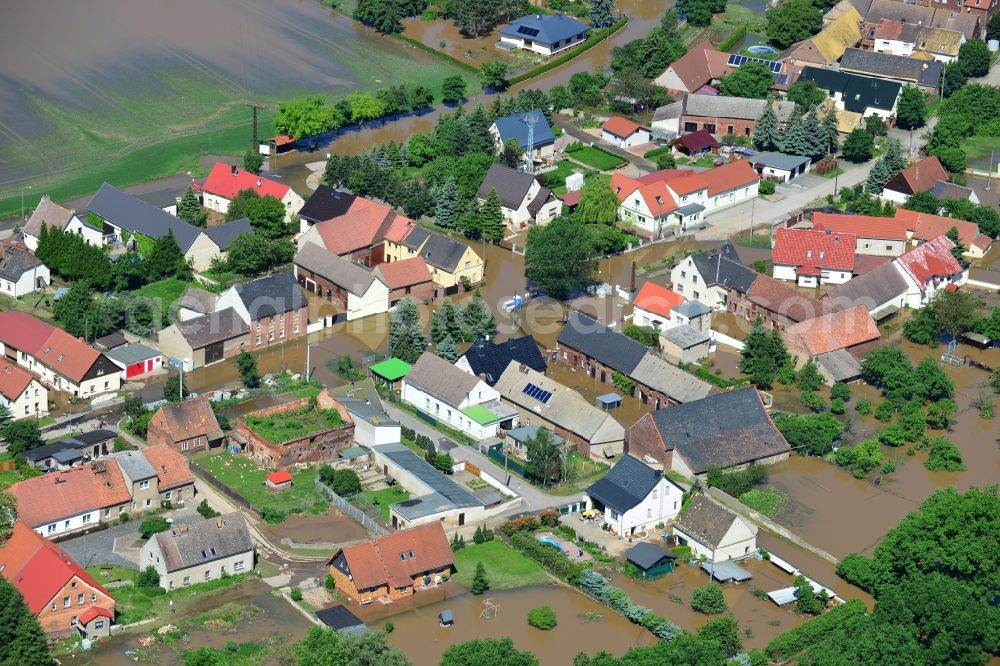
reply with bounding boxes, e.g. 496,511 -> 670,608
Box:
216,518 -> 224,528
536,13 -> 542,18
519,364 -> 528,374
231,165 -> 238,175
825,228 -> 832,235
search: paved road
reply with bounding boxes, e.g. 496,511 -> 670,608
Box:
381,402 -> 580,512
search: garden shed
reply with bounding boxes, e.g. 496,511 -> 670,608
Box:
265,470 -> 292,491
370,357 -> 412,390
625,542 -> 676,578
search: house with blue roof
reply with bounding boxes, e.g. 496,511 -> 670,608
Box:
490,109 -> 556,166
499,12 -> 590,56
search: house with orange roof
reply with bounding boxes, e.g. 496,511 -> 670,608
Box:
373,256 -> 434,306
601,116 -> 651,149
653,42 -> 733,94
0,522 -> 116,638
632,282 -> 686,332
892,235 -> 967,307
0,311 -> 121,399
297,195 -> 403,267
328,522 -> 454,603
772,228 -> 857,287
811,212 -> 909,256
201,162 -> 304,223
784,305 -> 881,382
382,217 -> 484,291
881,156 -> 949,204
894,208 -> 992,259
0,356 -> 48,420
141,444 -> 196,504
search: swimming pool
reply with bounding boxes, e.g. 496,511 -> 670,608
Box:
538,536 -> 564,552
747,44 -> 778,55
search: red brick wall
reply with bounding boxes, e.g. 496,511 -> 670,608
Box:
681,115 -> 756,138
556,343 -> 671,409
146,412 -> 209,456
388,281 -> 433,306
35,576 -> 115,638
248,305 -> 307,350
625,413 -> 673,468
297,267 -> 349,309
728,290 -> 793,331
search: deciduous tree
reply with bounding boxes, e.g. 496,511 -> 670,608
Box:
441,76 -> 467,104
766,0 -> 822,48
525,217 -> 599,299
479,61 -> 510,92
274,96 -> 343,139
575,178 -> 619,226
719,61 -> 774,99
0,576 -> 50,666
841,128 -> 874,162
896,85 -> 926,130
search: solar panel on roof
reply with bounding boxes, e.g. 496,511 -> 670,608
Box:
728,54 -> 782,73
522,382 -> 552,404
517,26 -> 540,37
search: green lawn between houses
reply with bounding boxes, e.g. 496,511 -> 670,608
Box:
193,452 -> 328,521
568,146 -> 627,171
134,277 -> 190,306
362,487 -> 410,522
244,406 -> 343,443
451,539 -> 552,590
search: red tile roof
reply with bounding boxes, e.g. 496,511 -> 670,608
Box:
336,522 -> 453,591
812,212 -> 909,241
558,190 -> 581,207
141,445 -> 195,491
149,396 -> 222,444
385,214 -> 419,244
267,470 -> 293,485
884,156 -> 947,196
0,522 -> 112,614
36,327 -> 102,384
374,256 -> 432,290
633,282 -> 685,319
674,129 -> 721,154
202,162 -> 289,201
610,174 -> 679,216
271,134 -> 295,146
705,160 -> 760,196
874,18 -> 903,39
785,305 -> 880,356
746,275 -> 830,323
602,116 -> 644,138
662,41 -> 732,92
89,459 -> 132,508
634,169 -> 692,186
665,173 -> 709,196
78,606 -> 114,625
0,311 -> 54,355
895,235 -> 963,286
773,227 -> 856,271
10,467 -> 99,527
894,209 -> 991,251
0,357 -> 34,402
315,197 -> 399,255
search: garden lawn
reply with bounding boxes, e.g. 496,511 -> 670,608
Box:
569,146 -> 627,170
961,134 -> 1000,169
0,469 -> 20,491
194,453 -> 328,521
245,407 -> 343,443
452,539 -> 551,590
543,160 -> 591,189
363,487 -> 410,522
135,278 -> 190,305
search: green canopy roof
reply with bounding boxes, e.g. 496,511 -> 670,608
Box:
370,357 -> 412,381
461,404 -> 499,426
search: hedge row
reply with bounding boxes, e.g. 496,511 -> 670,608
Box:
577,569 -> 681,641
509,531 -> 589,584
678,361 -> 751,389
764,598 -> 867,662
391,34 -> 480,74
716,25 -> 748,53
508,17 -> 629,87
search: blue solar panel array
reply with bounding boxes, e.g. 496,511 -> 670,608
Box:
727,53 -> 782,74
523,382 -> 552,404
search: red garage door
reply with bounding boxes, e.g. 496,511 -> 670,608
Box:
126,362 -> 143,378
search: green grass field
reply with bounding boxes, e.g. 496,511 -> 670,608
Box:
245,407 -> 343,443
568,146 -> 627,171
962,134 -> 1000,169
363,487 -> 410,522
194,453 -> 328,521
452,540 -> 552,590
135,278 -> 190,306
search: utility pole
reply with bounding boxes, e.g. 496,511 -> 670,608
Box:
988,151 -> 995,191
247,103 -> 264,150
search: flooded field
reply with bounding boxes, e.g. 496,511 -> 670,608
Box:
377,585 -> 656,666
262,506 -> 370,547
68,581 -> 310,666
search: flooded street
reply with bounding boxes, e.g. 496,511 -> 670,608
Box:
67,581 -> 311,666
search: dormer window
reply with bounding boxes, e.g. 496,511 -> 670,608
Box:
806,250 -> 813,259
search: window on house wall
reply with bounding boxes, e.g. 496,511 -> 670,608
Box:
183,576 -> 190,586
205,570 -> 211,579
64,597 -> 70,608
234,561 -> 245,571
77,594 -> 84,605
139,480 -> 149,490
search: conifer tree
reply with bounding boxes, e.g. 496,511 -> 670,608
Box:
480,188 -> 505,244
0,577 -> 50,665
589,0 -> 615,28
882,138 -> 906,176
866,158 -> 892,195
946,226 -> 966,262
465,104 -> 495,155
779,109 -> 810,156
431,300 -> 463,344
436,334 -> 460,362
800,108 -> 826,161
471,561 -> 490,595
177,186 -> 206,227
435,178 -> 458,228
821,107 -> 840,155
752,102 -> 780,151
461,292 -> 496,341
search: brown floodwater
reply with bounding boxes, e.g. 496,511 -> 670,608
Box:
69,581 -> 311,666
262,506 -> 370,546
376,585 -> 656,666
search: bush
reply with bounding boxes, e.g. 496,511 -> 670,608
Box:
197,499 -> 220,519
706,463 -> 768,497
830,397 -> 846,414
764,599 -> 868,662
799,391 -> 824,412
759,180 -> 776,195
473,525 -> 495,544
324,573 -> 336,591
691,583 -> 727,614
138,516 -> 170,540
831,382 -> 851,401
260,507 -> 286,524
136,566 -> 160,589
855,399 -> 872,415
539,508 -> 561,527
450,533 -> 466,551
384,621 -> 394,633
331,469 -> 361,496
527,605 -> 557,630
924,436 -> 964,471
290,587 -> 303,602
498,515 -> 540,535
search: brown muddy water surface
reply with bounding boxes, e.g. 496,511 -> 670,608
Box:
68,581 -> 310,666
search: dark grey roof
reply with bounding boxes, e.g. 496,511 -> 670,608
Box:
799,67 -> 900,113
929,181 -> 974,201
750,152 -> 811,172
557,311 -> 648,374
110,449 -> 157,481
154,514 -> 253,573
0,245 -> 44,282
203,218 -> 252,251
459,336 -> 547,385
373,443 -> 480,519
419,232 -> 469,273
316,605 -> 366,633
88,183 -> 202,253
626,542 -> 676,570
673,495 -> 741,548
400,225 -> 431,252
676,202 -> 706,216
93,331 -> 128,350
816,349 -> 863,382
294,243 -> 379,296
839,48 -> 942,88
673,300 -> 711,318
499,15 -> 590,47
52,449 -> 84,464
663,324 -> 711,349
104,343 -> 160,366
506,424 -> 565,446
491,109 -> 556,150
646,388 -> 789,474
477,163 -> 537,210
823,260 -> 907,312
701,560 -> 752,582
24,429 -> 117,463
690,249 -> 757,293
586,454 -> 663,514
174,307 -> 249,349
234,271 -> 308,319
298,185 -> 357,224
135,188 -> 182,209
177,286 -> 218,314
71,429 -> 117,446
527,187 -> 555,216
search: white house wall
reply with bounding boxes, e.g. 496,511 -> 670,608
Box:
0,378 -> 48,419
598,476 -> 683,537
346,280 -> 389,321
34,510 -> 100,538
400,381 -> 501,440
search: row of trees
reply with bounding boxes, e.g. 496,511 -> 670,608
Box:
274,84 -> 438,140
753,103 -> 839,160
354,0 -> 427,33
927,83 -> 1000,173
